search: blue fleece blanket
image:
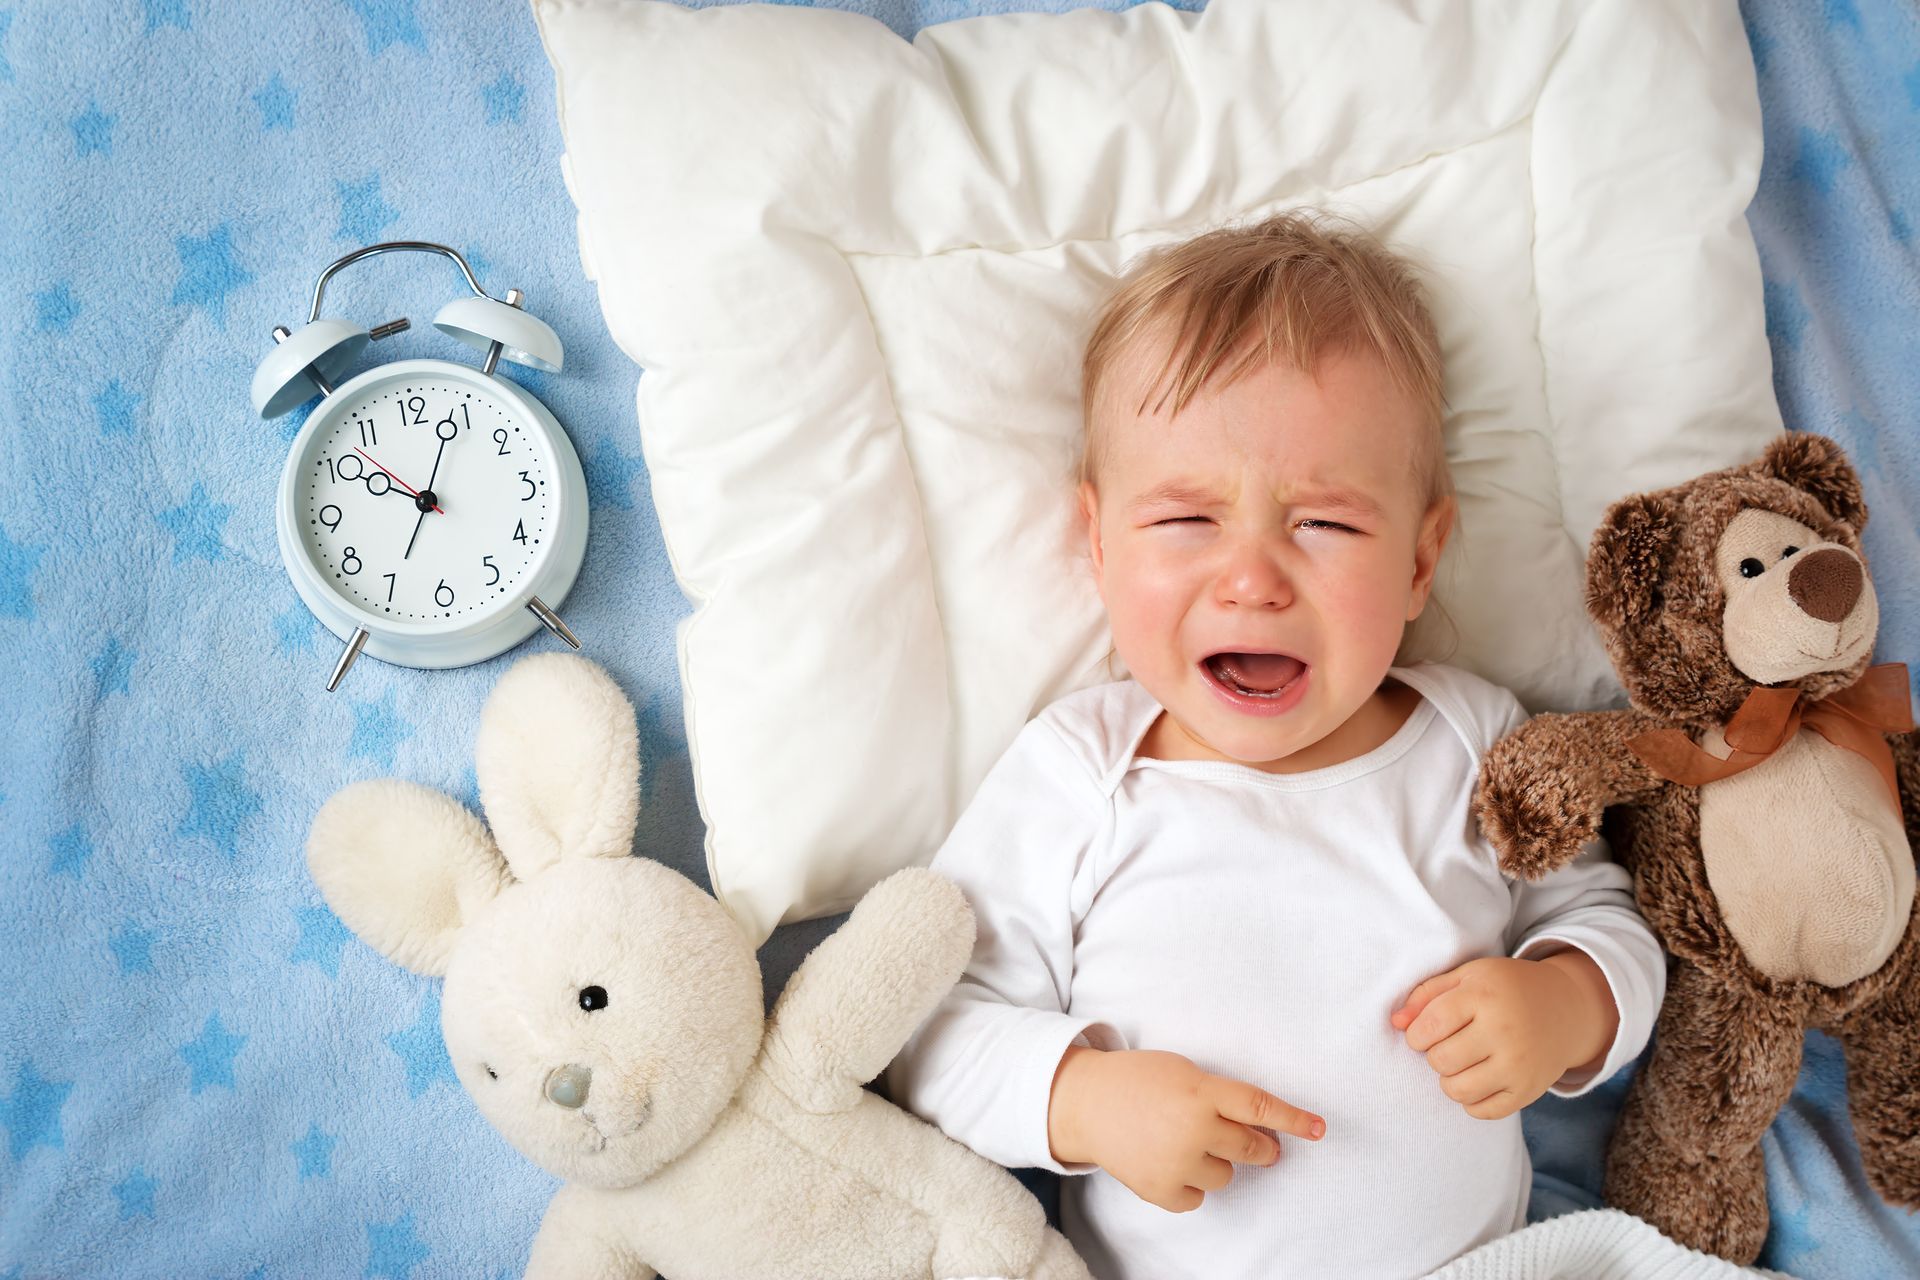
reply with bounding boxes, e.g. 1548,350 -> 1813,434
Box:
0,0 -> 1914,1277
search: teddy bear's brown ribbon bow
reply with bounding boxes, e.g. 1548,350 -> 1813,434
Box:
1627,662 -> 1914,818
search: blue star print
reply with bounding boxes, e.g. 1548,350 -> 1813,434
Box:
0,524 -> 43,618
179,1013 -> 245,1094
276,605 -> 319,655
585,436 -> 644,511
93,378 -> 140,437
386,989 -> 457,1098
144,0 -> 189,32
365,1210 -> 431,1279
481,72 -> 525,125
336,173 -> 400,244
253,72 -> 295,131
170,221 -> 252,328
177,752 -> 263,861
34,282 -> 78,333
110,922 -> 156,974
71,101 -> 113,156
1792,127 -> 1851,197
292,1123 -> 337,1179
48,823 -> 93,878
91,635 -> 135,696
348,688 -> 414,769
114,1167 -> 157,1219
344,0 -> 425,56
3,1060 -> 72,1159
1763,279 -> 1810,352
157,480 -> 233,563
291,906 -> 352,978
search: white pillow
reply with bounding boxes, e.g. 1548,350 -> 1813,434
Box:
533,0 -> 1780,946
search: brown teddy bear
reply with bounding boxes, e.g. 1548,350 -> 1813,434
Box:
1473,432 -> 1920,1263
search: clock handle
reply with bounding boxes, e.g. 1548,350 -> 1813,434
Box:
327,628 -> 370,692
527,597 -> 581,651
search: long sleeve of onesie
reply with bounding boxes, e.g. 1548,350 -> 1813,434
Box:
883,718 -> 1122,1173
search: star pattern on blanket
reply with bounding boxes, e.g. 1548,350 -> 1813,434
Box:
385,988 -> 457,1098
170,222 -> 252,329
114,1167 -> 157,1219
180,1013 -> 247,1095
143,0 -> 188,33
93,378 -> 139,437
48,823 -> 94,878
91,636 -> 134,697
336,173 -> 400,245
275,604 -> 320,656
344,0 -> 426,57
34,281 -> 78,333
292,1123 -> 337,1180
254,73 -> 296,132
4,1062 -> 73,1160
481,72 -> 525,126
291,905 -> 353,978
0,524 -> 43,618
365,1209 -> 432,1279
348,688 -> 414,769
177,752 -> 263,861
157,481 -> 233,564
1792,126 -> 1852,196
110,922 -> 157,975
71,102 -> 113,157
584,435 -> 645,512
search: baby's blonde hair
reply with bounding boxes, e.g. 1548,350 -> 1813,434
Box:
1079,211 -> 1450,504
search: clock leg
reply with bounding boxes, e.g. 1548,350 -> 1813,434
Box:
527,597 -> 580,650
326,627 -> 370,692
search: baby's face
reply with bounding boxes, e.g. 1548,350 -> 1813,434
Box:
1081,344 -> 1451,770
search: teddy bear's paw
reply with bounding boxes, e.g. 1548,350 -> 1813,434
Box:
1475,768 -> 1596,881
1606,1103 -> 1768,1264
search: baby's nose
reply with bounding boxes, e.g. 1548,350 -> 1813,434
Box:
544,1063 -> 593,1109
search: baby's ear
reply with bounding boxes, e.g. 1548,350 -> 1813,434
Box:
475,653 -> 640,880
308,779 -> 514,977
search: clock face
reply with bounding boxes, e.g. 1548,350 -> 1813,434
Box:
293,369 -> 553,624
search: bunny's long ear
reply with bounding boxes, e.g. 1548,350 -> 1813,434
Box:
307,779 -> 514,977
475,652 -> 640,880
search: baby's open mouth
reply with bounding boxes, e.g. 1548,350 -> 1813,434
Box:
1202,652 -> 1307,699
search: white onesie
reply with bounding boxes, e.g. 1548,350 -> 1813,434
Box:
884,662 -> 1665,1280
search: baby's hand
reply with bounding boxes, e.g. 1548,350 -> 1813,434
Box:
1389,951 -> 1617,1121
1047,1046 -> 1324,1213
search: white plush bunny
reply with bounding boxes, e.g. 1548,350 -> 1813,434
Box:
308,652 -> 1088,1280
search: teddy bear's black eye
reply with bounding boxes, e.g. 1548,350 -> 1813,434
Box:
1738,557 -> 1765,578
1781,545 -> 1800,559
578,985 -> 609,1012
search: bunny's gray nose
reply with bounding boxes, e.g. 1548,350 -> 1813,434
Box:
545,1064 -> 592,1109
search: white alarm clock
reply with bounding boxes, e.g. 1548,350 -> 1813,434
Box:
252,241 -> 587,691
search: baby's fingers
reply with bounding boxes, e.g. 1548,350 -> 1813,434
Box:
1403,991 -> 1474,1053
1211,1078 -> 1325,1142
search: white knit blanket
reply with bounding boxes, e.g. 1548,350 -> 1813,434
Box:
1419,1210 -> 1797,1280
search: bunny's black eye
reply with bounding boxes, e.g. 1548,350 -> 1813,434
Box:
484,1065 -> 498,1080
1738,557 -> 1765,578
579,985 -> 609,1012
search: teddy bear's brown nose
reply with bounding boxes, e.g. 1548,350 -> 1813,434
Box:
1787,548 -> 1862,623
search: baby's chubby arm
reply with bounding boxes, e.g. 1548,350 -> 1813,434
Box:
1046,1044 -> 1325,1213
1389,949 -> 1617,1121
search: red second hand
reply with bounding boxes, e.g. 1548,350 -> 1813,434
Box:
352,446 -> 444,514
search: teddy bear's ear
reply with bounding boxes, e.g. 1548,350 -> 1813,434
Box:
307,779 -> 515,977
1585,490 -> 1678,633
474,652 -> 640,881
1758,432 -> 1869,531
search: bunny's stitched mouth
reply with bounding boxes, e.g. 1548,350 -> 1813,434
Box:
580,1094 -> 652,1151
